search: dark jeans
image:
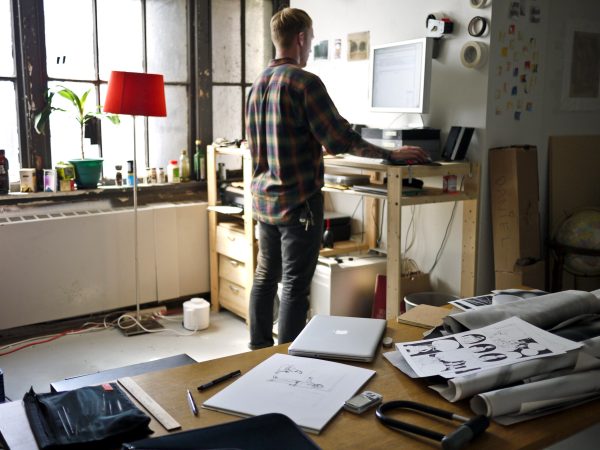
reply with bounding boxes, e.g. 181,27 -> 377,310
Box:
249,193 -> 324,349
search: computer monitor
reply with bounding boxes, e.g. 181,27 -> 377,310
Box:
369,37 -> 433,114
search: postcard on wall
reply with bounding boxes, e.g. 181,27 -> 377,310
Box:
313,40 -> 329,61
561,20 -> 600,111
334,38 -> 342,59
202,353 -> 375,434
396,317 -> 581,379
347,31 -> 369,61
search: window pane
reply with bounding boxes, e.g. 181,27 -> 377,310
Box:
147,0 -> 188,83
0,0 -> 14,77
213,86 -> 242,140
0,81 -> 19,181
97,0 -> 144,80
245,0 -> 272,83
44,0 -> 95,80
48,81 -> 96,166
100,84 -> 146,181
212,0 -> 241,83
148,85 -> 188,170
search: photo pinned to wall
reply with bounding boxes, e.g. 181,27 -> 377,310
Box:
529,3 -> 541,23
560,20 -> 600,111
347,31 -> 370,61
334,38 -> 342,60
509,0 -> 540,22
493,13 -> 541,120
509,2 -> 520,19
313,40 -> 329,61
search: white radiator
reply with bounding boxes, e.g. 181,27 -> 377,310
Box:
0,202 -> 209,329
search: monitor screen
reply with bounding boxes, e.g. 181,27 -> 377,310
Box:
369,37 -> 433,113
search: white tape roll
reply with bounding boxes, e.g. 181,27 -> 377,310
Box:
183,297 -> 210,331
460,41 -> 487,69
470,0 -> 488,8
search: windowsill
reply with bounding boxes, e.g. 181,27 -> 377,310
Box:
0,181 -> 207,208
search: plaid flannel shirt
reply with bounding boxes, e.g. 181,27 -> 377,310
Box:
246,58 -> 361,225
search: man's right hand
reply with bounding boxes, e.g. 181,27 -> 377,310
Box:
388,145 -> 430,164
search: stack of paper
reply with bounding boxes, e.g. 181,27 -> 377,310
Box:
385,289 -> 600,425
203,353 -> 375,434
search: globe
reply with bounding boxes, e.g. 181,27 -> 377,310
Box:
555,209 -> 600,276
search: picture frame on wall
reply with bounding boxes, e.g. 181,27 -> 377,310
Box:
313,40 -> 329,61
348,31 -> 370,61
560,20 -> 600,111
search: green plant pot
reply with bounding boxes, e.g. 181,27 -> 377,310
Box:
68,158 -> 103,189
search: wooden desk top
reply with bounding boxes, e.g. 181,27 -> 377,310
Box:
131,322 -> 600,449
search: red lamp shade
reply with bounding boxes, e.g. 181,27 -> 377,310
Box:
104,71 -> 167,117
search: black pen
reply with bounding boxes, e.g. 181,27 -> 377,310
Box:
198,369 -> 242,391
186,389 -> 198,416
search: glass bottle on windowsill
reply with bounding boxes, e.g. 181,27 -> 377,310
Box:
115,165 -> 124,186
0,149 -> 9,195
179,148 -> 190,182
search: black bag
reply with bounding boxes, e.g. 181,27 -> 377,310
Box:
122,413 -> 321,450
23,383 -> 152,449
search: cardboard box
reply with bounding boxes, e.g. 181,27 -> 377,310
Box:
371,272 -> 432,318
495,260 -> 545,290
489,146 -> 541,272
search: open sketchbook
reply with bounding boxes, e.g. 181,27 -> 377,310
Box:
202,353 -> 375,434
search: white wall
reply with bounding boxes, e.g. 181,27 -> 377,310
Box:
293,0 -> 600,295
294,0 -> 491,294
485,0 -> 600,291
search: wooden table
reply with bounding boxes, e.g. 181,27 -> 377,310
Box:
131,321 -> 600,449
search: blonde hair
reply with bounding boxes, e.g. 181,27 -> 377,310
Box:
270,7 -> 312,49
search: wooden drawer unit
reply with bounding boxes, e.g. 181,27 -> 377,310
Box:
218,277 -> 248,319
208,145 -> 257,319
216,223 -> 248,261
219,254 -> 247,286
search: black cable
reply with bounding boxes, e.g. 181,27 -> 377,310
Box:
429,176 -> 465,273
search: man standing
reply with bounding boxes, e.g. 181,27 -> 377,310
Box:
246,7 -> 428,349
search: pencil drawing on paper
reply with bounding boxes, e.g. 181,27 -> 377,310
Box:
267,365 -> 325,390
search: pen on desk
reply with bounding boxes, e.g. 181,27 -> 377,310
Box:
198,369 -> 242,391
186,389 -> 198,416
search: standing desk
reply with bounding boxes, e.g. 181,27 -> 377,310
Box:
130,320 -> 600,449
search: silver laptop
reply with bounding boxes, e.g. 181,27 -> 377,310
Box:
288,315 -> 386,362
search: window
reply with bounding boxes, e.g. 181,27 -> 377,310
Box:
43,0 -> 189,180
5,0 -> 281,193
0,0 -> 19,183
211,0 -> 273,140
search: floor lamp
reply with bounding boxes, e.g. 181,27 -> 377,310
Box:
104,71 -> 167,336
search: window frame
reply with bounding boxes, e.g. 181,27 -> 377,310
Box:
8,0 -> 285,201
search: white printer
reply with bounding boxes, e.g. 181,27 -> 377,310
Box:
309,255 -> 387,318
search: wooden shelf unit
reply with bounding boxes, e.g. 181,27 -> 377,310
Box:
208,146 -> 480,321
323,157 -> 480,319
207,145 -> 256,319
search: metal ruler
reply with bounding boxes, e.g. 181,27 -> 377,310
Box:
118,377 -> 181,431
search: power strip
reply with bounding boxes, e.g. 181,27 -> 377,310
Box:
138,306 -> 167,319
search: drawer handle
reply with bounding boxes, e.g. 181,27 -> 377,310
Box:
227,235 -> 236,241
228,259 -> 240,267
228,284 -> 240,294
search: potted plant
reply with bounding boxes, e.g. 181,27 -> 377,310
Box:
34,86 -> 120,189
